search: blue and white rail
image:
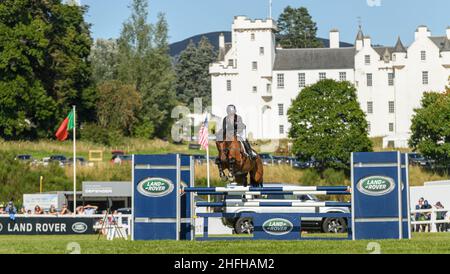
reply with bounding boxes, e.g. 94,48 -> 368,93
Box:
196,201 -> 352,208
184,186 -> 350,193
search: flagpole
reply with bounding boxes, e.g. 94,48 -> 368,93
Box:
206,137 -> 211,203
73,105 -> 77,214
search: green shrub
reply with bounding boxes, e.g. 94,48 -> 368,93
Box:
80,123 -> 124,146
322,168 -> 347,185
300,169 -> 321,185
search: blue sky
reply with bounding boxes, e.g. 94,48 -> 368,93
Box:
81,0 -> 450,46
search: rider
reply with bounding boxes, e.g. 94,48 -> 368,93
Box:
218,105 -> 257,160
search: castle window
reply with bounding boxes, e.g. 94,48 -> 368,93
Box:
339,72 -> 347,81
421,51 -> 426,61
260,47 -> 264,55
367,73 -> 373,87
278,104 -> 284,116
226,80 -> 232,91
422,71 -> 429,85
389,123 -> 394,132
251,33 -> 255,41
252,86 -> 257,93
277,74 -> 285,89
367,101 -> 373,114
388,73 -> 394,86
389,101 -> 395,113
252,61 -> 258,70
365,55 -> 371,65
367,122 -> 371,132
228,59 -> 234,67
298,73 -> 306,87
319,72 -> 326,80
266,83 -> 271,93
279,125 -> 285,134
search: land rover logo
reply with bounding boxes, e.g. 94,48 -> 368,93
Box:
357,176 -> 396,196
262,218 -> 293,236
72,222 -> 88,233
137,177 -> 174,197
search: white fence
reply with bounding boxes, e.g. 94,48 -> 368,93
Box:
410,208 -> 450,232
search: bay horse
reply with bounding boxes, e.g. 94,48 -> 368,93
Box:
215,136 -> 264,187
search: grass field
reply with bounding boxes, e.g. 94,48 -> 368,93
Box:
0,233 -> 449,254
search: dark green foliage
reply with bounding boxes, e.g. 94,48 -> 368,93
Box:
80,123 -> 123,147
288,79 -> 372,171
0,0 -> 95,140
175,37 -> 217,107
409,84 -> 450,168
277,6 -> 323,48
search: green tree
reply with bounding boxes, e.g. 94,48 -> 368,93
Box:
90,39 -> 119,85
96,80 -> 141,135
117,0 -> 176,139
288,79 -> 372,171
277,6 -> 323,48
0,0 -> 94,140
409,83 -> 450,168
175,36 -> 217,107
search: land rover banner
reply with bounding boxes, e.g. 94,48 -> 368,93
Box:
0,217 -> 95,235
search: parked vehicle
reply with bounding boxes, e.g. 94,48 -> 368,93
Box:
111,154 -> 132,164
49,155 -> 67,166
15,154 -> 33,161
219,183 -> 350,234
67,157 -> 87,166
259,153 -> 274,165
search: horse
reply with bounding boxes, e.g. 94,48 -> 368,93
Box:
215,136 -> 264,187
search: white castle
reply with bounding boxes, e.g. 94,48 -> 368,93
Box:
209,16 -> 450,148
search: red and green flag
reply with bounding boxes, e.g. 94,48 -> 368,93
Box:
55,110 -> 75,141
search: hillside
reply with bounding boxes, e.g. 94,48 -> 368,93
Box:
169,31 -> 354,58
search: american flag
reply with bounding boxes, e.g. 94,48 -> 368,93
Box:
198,116 -> 209,150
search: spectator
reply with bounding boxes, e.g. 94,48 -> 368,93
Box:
435,202 -> 447,232
414,204 -> 421,232
83,204 -> 98,215
5,201 -> 17,220
0,204 -> 5,214
60,204 -> 71,215
48,205 -> 58,216
34,205 -> 44,215
27,209 -> 32,215
421,200 -> 432,232
76,206 -> 85,215
19,207 -> 26,214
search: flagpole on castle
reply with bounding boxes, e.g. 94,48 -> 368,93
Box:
73,105 -> 77,214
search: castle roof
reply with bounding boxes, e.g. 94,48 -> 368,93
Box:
393,37 -> 407,53
442,38 -> 450,52
429,36 -> 450,51
273,47 -> 355,70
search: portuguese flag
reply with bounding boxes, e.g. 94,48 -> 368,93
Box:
55,109 -> 75,141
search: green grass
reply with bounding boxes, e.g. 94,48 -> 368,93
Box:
0,233 -> 449,254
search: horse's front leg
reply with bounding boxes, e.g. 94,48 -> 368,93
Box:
228,158 -> 236,182
215,157 -> 228,182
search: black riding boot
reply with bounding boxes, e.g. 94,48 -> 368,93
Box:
244,140 -> 256,160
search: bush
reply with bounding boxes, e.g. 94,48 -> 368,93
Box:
300,169 -> 321,185
80,123 -> 124,146
322,168 -> 346,185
